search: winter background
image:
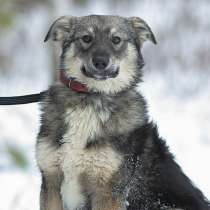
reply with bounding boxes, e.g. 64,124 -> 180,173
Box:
0,0 -> 210,209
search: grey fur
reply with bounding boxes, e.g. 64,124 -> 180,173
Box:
36,15 -> 210,210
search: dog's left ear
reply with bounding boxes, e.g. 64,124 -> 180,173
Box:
44,16 -> 75,43
129,17 -> 157,45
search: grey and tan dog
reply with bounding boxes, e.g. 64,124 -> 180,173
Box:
36,15 -> 210,210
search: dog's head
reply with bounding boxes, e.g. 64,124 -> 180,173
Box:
45,15 -> 156,94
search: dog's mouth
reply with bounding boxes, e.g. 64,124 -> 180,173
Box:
81,65 -> 119,81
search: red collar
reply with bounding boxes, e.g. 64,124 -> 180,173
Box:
59,71 -> 89,93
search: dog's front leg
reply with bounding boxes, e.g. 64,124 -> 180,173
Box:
40,173 -> 63,210
92,193 -> 126,210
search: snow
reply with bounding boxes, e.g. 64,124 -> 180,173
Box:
0,1 -> 210,209
0,171 -> 40,210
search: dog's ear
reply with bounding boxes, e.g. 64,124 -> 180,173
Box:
129,17 -> 157,45
44,16 -> 75,43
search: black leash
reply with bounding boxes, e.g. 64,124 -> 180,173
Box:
0,91 -> 46,105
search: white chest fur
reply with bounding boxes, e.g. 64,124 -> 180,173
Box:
61,105 -> 108,147
59,106 -> 122,209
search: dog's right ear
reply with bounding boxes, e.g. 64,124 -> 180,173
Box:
44,16 -> 74,43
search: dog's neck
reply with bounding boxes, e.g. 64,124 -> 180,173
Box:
60,70 -> 89,93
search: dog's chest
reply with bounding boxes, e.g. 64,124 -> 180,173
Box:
60,105 -> 121,175
61,105 -> 106,148
59,106 -> 122,209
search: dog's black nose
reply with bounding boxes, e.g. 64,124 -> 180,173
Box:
92,55 -> 110,70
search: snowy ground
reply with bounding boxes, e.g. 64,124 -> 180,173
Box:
0,1 -> 210,210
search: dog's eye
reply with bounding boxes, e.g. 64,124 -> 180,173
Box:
112,36 -> 121,45
82,35 -> 92,44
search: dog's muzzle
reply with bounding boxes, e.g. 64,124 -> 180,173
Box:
81,65 -> 119,80
81,56 -> 119,80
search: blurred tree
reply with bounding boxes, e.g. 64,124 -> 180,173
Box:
0,0 -> 14,28
72,0 -> 88,6
0,0 -> 51,28
6,143 -> 29,170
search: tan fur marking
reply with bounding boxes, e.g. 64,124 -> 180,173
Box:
40,174 -> 63,210
40,189 -> 63,210
92,194 -> 125,210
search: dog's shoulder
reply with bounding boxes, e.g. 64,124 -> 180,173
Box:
37,85 -> 74,144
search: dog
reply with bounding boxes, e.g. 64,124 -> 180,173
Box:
36,15 -> 210,210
